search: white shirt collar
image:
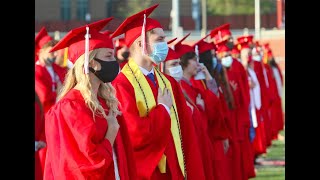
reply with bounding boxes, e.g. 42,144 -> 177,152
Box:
139,66 -> 154,76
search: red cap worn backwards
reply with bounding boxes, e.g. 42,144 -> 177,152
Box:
111,4 -> 162,52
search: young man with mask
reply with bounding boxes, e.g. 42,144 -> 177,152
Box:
216,39 -> 256,180
111,4 -> 205,180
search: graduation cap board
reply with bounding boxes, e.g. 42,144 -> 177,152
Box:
49,17 -> 114,74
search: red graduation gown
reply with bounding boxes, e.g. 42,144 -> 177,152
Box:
264,64 -> 284,138
35,63 -> 67,113
179,80 -> 216,180
35,99 -> 45,180
112,72 -> 206,180
225,59 -> 255,180
188,78 -> 231,180
44,89 -> 137,180
253,61 -> 272,147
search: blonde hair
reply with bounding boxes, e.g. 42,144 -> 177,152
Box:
57,48 -> 121,120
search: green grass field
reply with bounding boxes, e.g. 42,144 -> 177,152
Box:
252,130 -> 285,180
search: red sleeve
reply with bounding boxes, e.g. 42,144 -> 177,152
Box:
237,61 -> 251,108
202,89 -> 229,140
35,67 -> 56,113
112,73 -> 171,179
168,76 -> 206,180
35,101 -> 45,141
45,99 -> 113,179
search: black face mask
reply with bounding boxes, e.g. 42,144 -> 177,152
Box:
121,51 -> 130,60
89,58 -> 119,83
47,57 -> 56,64
226,41 -> 234,50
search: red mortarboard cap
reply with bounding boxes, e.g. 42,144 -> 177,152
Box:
164,37 -> 180,61
173,33 -> 195,57
263,43 -> 271,51
231,43 -> 241,54
101,30 -> 114,37
164,48 -> 180,62
210,23 -> 232,43
35,27 -> 53,51
267,50 -> 273,57
215,39 -> 230,53
237,35 -> 254,49
192,34 -> 215,54
163,37 -> 180,61
114,37 -> 127,48
167,37 -> 177,45
111,4 -> 162,48
50,17 -> 114,64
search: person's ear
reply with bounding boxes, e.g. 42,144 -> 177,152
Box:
136,40 -> 142,48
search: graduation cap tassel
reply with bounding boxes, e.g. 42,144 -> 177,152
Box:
141,13 -> 147,55
84,26 -> 90,74
195,45 -> 199,62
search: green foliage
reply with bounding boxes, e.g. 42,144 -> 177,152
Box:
116,0 -> 152,18
207,0 -> 276,16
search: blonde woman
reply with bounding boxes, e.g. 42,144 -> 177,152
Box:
43,18 -> 137,180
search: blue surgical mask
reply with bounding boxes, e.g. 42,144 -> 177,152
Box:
149,42 -> 169,64
252,55 -> 262,62
47,57 -> 56,64
168,65 -> 183,82
212,57 -> 218,69
221,56 -> 233,68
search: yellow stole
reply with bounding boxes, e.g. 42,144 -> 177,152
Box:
122,58 -> 185,177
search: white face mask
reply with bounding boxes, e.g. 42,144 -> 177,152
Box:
252,55 -> 262,62
221,56 -> 233,67
168,65 -> 183,82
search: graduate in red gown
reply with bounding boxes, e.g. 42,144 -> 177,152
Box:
189,35 -> 232,180
35,27 -> 68,179
35,28 -> 68,114
111,4 -> 205,180
238,41 -> 267,157
215,39 -> 255,180
43,17 -> 137,180
239,37 -> 272,148
160,36 -> 215,180
35,91 -> 46,180
263,49 -> 284,139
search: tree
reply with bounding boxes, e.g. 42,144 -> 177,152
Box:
115,0 -> 152,18
207,0 -> 276,15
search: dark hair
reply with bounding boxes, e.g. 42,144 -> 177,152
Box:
180,52 -> 196,70
199,50 -> 213,76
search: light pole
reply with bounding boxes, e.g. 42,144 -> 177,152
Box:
172,0 -> 180,37
201,0 -> 207,37
255,0 -> 261,39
